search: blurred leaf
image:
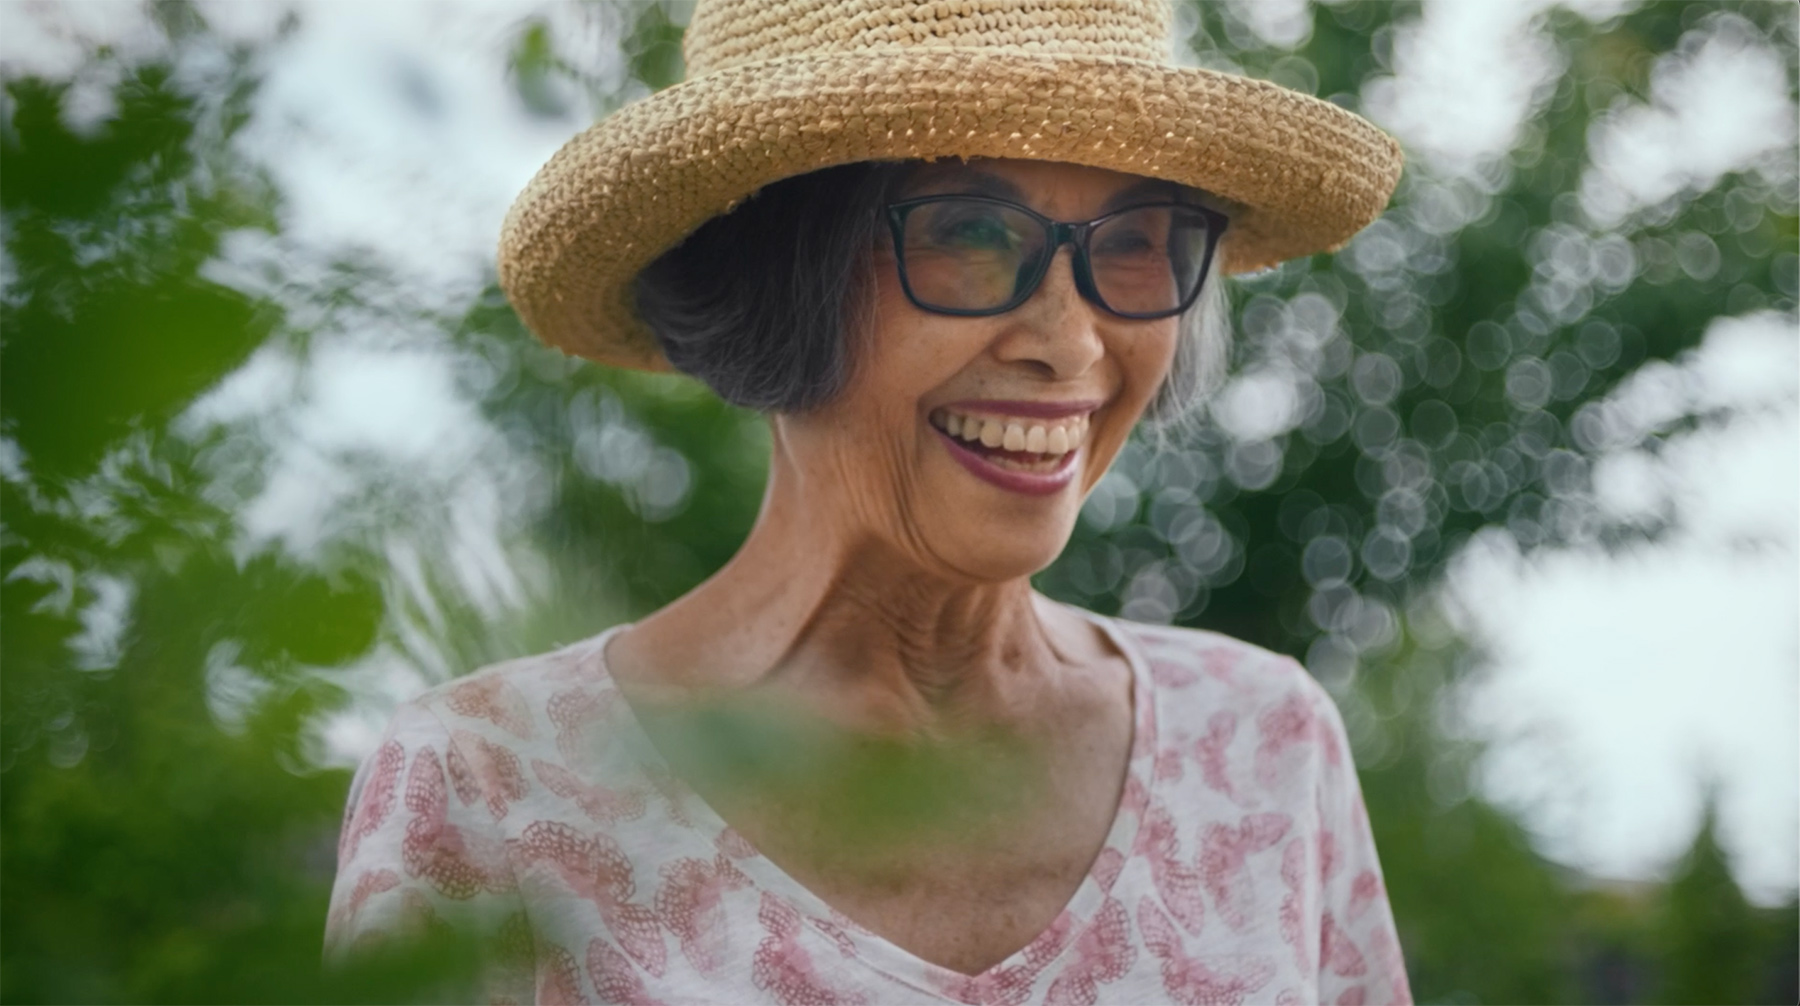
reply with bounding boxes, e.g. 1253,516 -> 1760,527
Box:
624,2 -> 686,92
2,68 -> 275,479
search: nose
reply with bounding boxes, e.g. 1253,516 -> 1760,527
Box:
990,246 -> 1107,379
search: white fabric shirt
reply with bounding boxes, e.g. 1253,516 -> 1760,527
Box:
326,615 -> 1411,1005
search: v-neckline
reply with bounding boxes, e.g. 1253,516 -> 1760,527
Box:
579,610 -> 1162,997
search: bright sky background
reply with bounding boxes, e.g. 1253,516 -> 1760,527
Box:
5,0 -> 1796,903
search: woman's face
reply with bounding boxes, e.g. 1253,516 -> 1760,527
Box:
778,159 -> 1186,582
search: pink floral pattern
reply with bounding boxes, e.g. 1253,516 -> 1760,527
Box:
753,893 -> 869,1005
327,621 -> 1411,1004
656,854 -> 752,972
451,729 -> 531,821
1138,897 -> 1276,1005
1135,805 -> 1206,933
340,740 -> 403,862
1279,838 -> 1312,974
1199,813 -> 1292,931
1043,894 -> 1135,1005
1320,912 -> 1369,979
934,910 -> 1074,1005
1255,691 -> 1344,788
448,675 -> 537,740
548,687 -> 611,769
537,940 -> 587,1005
510,820 -> 667,976
400,744 -> 513,900
326,868 -> 399,940
533,757 -> 647,825
1349,870 -> 1384,921
1193,711 -> 1241,802
588,938 -> 663,1006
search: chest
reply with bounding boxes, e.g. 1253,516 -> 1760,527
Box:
787,833 -> 1102,974
705,723 -> 1132,975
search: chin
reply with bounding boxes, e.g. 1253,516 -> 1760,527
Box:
936,517 -> 1077,584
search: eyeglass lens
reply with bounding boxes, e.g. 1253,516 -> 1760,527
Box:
896,198 -> 1215,318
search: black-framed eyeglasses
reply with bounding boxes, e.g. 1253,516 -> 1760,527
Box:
884,195 -> 1228,320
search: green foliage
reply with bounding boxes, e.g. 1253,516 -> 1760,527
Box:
2,1 -> 1795,1003
621,2 -> 688,92
639,694 -> 1046,856
1351,634 -> 1582,1002
0,35 -> 350,1005
1652,797 -> 1794,1005
2,72 -> 274,479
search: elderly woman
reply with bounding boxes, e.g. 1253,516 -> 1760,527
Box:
327,1 -> 1411,1003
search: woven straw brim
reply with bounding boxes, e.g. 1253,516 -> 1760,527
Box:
500,48 -> 1403,371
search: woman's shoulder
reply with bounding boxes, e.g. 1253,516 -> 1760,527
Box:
1098,614 -> 1336,718
396,628 -> 631,750
1100,615 -> 1355,800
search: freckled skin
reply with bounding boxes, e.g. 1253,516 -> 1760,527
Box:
607,160 -> 1184,975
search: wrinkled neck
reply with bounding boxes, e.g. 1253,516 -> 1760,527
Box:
774,543 -> 1052,733
757,429 -> 1073,730
619,421 -> 1077,737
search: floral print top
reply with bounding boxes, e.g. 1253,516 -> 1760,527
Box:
326,614 -> 1411,1005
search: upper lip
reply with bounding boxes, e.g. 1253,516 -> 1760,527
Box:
937,399 -> 1103,419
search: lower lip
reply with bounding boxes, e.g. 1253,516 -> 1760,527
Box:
934,426 -> 1079,497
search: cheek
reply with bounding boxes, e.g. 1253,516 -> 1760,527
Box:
786,298 -> 945,481
1076,320 -> 1180,492
846,268 -> 982,414
1122,319 -> 1181,400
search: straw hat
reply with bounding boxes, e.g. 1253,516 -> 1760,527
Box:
498,0 -> 1403,371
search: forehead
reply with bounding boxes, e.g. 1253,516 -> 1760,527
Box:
898,158 -> 1176,213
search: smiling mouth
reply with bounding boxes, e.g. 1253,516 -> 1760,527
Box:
928,407 -> 1092,474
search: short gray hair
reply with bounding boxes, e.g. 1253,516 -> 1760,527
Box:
633,162 -> 1231,422
1144,266 -> 1230,434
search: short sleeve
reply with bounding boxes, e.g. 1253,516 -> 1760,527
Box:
325,700 -> 534,1005
1309,686 -> 1412,1005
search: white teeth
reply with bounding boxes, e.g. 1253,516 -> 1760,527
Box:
932,408 -> 1092,456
